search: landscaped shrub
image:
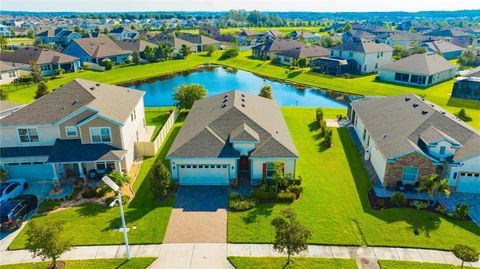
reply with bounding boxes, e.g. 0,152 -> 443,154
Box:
100,59 -> 113,70
390,192 -> 408,207
449,204 -> 470,220
106,171 -> 130,188
228,192 -> 258,211
37,199 -> 61,214
252,190 -> 278,203
276,191 -> 296,203
121,194 -> 130,204
411,200 -> 428,210
324,128 -> 333,147
220,47 -> 239,60
287,185 -> 303,198
316,108 -> 324,123
150,162 -> 172,200
81,187 -> 106,199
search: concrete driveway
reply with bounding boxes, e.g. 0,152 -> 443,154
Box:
163,186 -> 228,243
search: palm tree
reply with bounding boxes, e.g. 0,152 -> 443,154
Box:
0,36 -> 7,50
418,174 -> 437,206
433,178 -> 450,204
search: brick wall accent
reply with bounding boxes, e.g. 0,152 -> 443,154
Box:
383,151 -> 438,188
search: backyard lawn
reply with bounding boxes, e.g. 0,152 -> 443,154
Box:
8,112 -> 186,250
228,257 -> 357,269
145,107 -> 175,141
378,260 -> 476,269
1,258 -> 156,269
227,107 -> 480,250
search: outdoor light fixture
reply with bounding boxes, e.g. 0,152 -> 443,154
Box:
102,176 -> 131,259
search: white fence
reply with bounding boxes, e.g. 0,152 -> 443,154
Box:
135,110 -> 180,157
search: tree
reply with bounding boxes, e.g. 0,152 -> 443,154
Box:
315,108 -> 324,123
54,68 -> 65,78
271,208 -> 312,265
393,45 -> 408,59
150,162 -> 172,200
433,178 -> 450,204
343,23 -> 352,32
323,127 -> 333,147
103,28 -> 109,35
455,108 -> 472,122
0,35 -> 7,50
143,45 -> 156,62
131,51 -> 140,65
418,174 -> 437,206
157,41 -> 174,60
106,171 -> 130,188
172,83 -> 207,110
298,57 -> 308,68
205,43 -> 217,56
458,49 -> 480,67
179,44 -> 191,59
452,244 -> 479,269
27,29 -> 34,39
100,59 -> 113,70
25,220 -> 72,269
73,26 -> 81,33
35,81 -> 49,99
259,84 -> 273,99
272,161 -> 287,192
220,47 -> 239,60
321,36 -> 340,48
30,62 -> 43,83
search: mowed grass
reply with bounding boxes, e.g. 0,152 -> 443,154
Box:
378,260 -> 477,269
145,107 -> 174,141
227,107 -> 480,250
181,26 -> 328,35
8,112 -> 186,250
228,257 -> 357,269
1,258 -> 156,269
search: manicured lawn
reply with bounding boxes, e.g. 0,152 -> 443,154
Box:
227,107 -> 480,250
227,257 -> 357,269
181,26 -> 328,35
1,258 -> 156,269
378,260 -> 476,269
145,107 -> 174,141
8,113 -> 186,250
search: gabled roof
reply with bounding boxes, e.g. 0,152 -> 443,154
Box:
115,39 -> 156,52
379,53 -> 455,75
253,39 -> 304,53
264,30 -> 283,38
351,94 -> 480,162
0,79 -> 144,126
35,28 -> 63,37
176,33 -> 221,45
47,139 -> 126,163
290,30 -> 319,39
332,39 -> 393,53
276,45 -> 329,59
148,35 -> 195,49
422,40 -> 465,54
0,47 -> 79,65
379,31 -> 425,41
426,28 -> 470,37
230,123 -> 260,142
167,91 -> 298,159
68,37 -> 131,58
239,29 -> 259,37
0,60 -> 20,71
419,125 -> 460,146
345,30 -> 376,39
109,27 -> 131,34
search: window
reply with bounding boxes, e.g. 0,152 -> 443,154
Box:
402,166 -> 418,182
339,51 -> 343,57
18,128 -> 39,143
65,126 -> 78,137
89,127 -> 111,143
330,50 -> 334,56
375,63 -> 378,69
363,129 -> 367,141
40,64 -> 52,71
394,72 -> 410,82
266,162 -> 276,178
96,161 -> 115,172
8,70 -> 16,78
439,146 -> 446,155
428,76 -> 433,84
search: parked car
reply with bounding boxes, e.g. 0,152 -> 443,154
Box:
0,194 -> 38,231
0,179 -> 28,206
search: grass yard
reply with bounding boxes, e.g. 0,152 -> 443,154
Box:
181,26 -> 328,35
227,107 -> 480,250
8,113 -> 186,250
378,260 -> 476,269
145,107 -> 175,141
1,258 -> 156,269
227,257 -> 357,269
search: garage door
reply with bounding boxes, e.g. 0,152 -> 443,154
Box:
4,163 -> 54,180
457,172 -> 480,193
178,164 -> 229,185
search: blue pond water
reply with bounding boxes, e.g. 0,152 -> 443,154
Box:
126,67 -> 347,108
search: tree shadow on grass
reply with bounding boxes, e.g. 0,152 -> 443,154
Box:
447,97 -> 480,110
241,203 -> 275,224
75,202 -> 109,217
287,70 -> 302,79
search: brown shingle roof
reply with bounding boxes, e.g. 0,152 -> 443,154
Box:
0,47 -> 79,65
333,39 -> 393,53
69,37 -> 131,58
114,39 -> 156,52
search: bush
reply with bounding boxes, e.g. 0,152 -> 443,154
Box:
411,200 -> 428,210
449,204 -> 470,220
455,108 -> 472,122
287,185 -> 302,198
81,188 -> 105,199
252,190 -> 278,203
324,127 -> 333,147
220,47 -> 239,60
390,192 -> 408,207
150,162 -> 172,200
37,199 -> 61,214
100,59 -> 113,70
316,108 -> 324,123
106,171 -> 130,188
121,194 -> 130,204
229,192 -> 258,211
276,191 -> 296,203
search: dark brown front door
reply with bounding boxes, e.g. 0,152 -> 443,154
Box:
239,156 -> 249,171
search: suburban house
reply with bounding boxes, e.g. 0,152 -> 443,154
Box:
376,32 -> 425,49
377,53 -> 456,87
166,91 -> 298,186
452,66 -> 480,101
115,39 -> 157,59
148,35 -> 198,57
275,45 -> 330,66
259,30 -> 284,41
349,94 -> 480,193
0,47 -> 80,76
425,28 -> 471,48
342,30 -> 376,42
0,24 -> 12,37
0,61 -> 21,85
311,57 -> 357,76
238,29 -> 259,39
175,33 -> 222,52
63,37 -> 132,65
109,27 -> 137,40
0,79 -> 146,181
288,30 -> 322,43
252,39 -> 304,59
35,29 -> 81,47
421,40 -> 465,60
329,39 -> 393,74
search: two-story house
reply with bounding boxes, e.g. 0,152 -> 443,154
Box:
35,29 -> 81,47
349,94 -> 480,194
0,79 -> 146,181
63,37 -> 132,65
109,27 -> 137,40
329,39 -> 393,74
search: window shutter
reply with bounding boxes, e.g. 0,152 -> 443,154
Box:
262,163 -> 266,178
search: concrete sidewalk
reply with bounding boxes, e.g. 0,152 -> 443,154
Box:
1,243 -> 479,268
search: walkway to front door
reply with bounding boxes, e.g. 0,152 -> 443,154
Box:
163,186 -> 228,243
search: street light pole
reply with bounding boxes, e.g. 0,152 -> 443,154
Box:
117,190 -> 131,260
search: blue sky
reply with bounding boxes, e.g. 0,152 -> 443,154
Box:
1,0 -> 479,12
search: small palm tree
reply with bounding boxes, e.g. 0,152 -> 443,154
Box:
433,178 -> 450,204
419,174 -> 437,205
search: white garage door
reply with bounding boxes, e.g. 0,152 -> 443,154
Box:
4,162 -> 54,180
457,172 -> 480,193
178,164 -> 229,185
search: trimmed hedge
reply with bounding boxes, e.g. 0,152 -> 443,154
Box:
252,190 -> 296,204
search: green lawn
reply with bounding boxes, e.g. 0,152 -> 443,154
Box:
181,26 -> 328,35
378,260 -> 476,269
145,107 -> 175,141
228,257 -> 357,269
8,113 -> 186,250
227,107 -> 480,250
1,258 -> 156,269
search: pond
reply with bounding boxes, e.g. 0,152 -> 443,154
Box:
124,66 -> 347,108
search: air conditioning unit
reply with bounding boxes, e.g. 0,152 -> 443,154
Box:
364,150 -> 371,161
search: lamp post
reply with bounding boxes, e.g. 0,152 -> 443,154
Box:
102,176 -> 131,259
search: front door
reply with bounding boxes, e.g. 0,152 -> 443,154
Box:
239,156 -> 249,171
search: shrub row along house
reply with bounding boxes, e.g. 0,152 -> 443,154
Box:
0,79 -> 147,181
349,94 -> 480,193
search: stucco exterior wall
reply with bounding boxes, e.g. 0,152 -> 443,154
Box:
250,158 -> 296,181
0,125 -> 60,147
58,110 -> 96,139
447,156 -> 480,187
79,117 -> 123,148
120,99 -> 146,172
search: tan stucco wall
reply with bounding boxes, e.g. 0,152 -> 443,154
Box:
79,117 -> 123,149
58,110 -> 96,139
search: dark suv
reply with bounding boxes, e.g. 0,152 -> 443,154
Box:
0,194 -> 38,231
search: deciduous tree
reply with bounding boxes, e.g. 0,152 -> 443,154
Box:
258,84 -> 273,99
172,83 -> 207,110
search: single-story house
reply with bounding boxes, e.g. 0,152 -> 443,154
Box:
424,28 -> 471,48
167,90 -> 299,186
349,94 -> 480,193
0,61 -> 21,85
252,39 -> 304,59
275,45 -> 330,66
0,47 -> 80,75
452,66 -> 480,101
377,53 -> 456,87
421,40 -> 465,60
148,35 -> 198,57
115,39 -> 157,59
311,57 -> 358,76
63,37 -> 132,65
288,30 -> 322,43
175,33 -> 222,52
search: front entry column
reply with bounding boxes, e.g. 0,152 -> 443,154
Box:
78,162 -> 85,179
51,164 -> 59,181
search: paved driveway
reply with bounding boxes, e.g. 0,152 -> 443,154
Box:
163,186 -> 228,243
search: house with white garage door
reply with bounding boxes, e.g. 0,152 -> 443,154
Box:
0,79 -> 146,182
349,94 -> 480,194
167,90 -> 299,186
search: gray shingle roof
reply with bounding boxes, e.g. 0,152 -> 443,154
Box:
332,39 -> 393,53
47,139 -> 125,163
422,40 -> 464,54
276,45 -> 330,59
351,94 -> 480,162
0,47 -> 79,65
379,53 -> 455,75
230,123 -> 260,142
0,146 -> 52,158
167,91 -> 298,159
115,39 -> 156,52
253,39 -> 304,54
69,37 -> 131,58
0,79 -> 144,126
0,61 -> 20,72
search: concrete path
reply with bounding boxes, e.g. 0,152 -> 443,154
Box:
1,243 -> 480,268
